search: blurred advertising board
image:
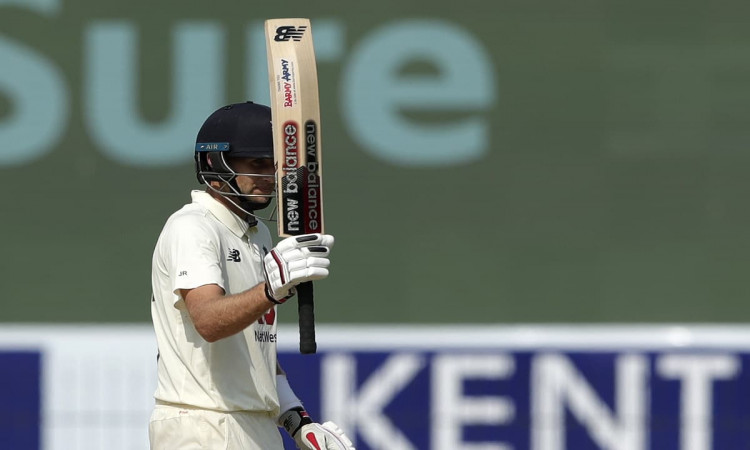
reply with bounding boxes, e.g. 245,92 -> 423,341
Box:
1,324 -> 750,449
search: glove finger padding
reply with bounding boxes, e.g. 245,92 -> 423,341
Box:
295,421 -> 356,450
287,256 -> 330,272
275,233 -> 334,252
263,234 -> 334,302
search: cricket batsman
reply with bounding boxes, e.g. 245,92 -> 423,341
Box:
149,101 -> 355,449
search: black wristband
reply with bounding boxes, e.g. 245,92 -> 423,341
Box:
278,407 -> 313,437
264,283 -> 282,304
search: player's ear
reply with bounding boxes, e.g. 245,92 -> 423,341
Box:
208,180 -> 225,191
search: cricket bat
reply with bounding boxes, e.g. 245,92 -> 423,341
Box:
265,18 -> 323,354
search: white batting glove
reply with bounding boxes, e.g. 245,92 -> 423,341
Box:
295,422 -> 355,450
263,233 -> 334,303
278,407 -> 355,450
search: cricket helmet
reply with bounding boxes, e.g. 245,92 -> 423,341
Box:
194,101 -> 276,215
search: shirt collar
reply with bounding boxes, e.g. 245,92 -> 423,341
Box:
191,190 -> 251,238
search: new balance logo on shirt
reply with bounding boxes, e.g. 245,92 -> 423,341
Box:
227,249 -> 241,262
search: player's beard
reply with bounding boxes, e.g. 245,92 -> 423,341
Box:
238,182 -> 274,211
239,195 -> 272,211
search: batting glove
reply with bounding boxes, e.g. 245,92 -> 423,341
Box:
263,233 -> 334,303
279,407 -> 355,450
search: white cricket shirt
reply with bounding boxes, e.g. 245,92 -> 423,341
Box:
151,190 -> 279,414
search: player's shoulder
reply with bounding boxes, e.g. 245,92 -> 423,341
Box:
162,201 -> 217,236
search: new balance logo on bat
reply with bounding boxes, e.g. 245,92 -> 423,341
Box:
274,26 -> 307,42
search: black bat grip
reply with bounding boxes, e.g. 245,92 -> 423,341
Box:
297,281 -> 317,354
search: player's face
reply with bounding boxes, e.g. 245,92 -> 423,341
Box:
231,157 -> 275,204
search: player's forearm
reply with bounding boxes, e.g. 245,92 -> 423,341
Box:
189,283 -> 275,342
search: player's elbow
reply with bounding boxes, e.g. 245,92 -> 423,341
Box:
195,324 -> 224,342
192,320 -> 222,343
184,300 -> 224,342
201,332 -> 221,343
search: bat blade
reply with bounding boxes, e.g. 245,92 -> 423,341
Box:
265,18 -> 323,354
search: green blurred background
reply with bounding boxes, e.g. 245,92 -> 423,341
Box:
1,0 -> 749,324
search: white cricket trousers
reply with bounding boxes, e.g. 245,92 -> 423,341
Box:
149,402 -> 284,449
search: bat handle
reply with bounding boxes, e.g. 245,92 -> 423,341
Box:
297,281 -> 317,354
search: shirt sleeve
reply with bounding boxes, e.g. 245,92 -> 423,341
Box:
163,215 -> 224,307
